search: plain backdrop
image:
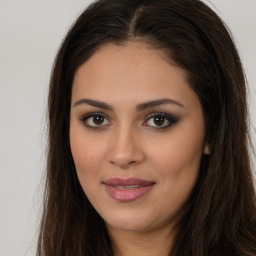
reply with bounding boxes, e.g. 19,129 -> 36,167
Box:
0,1 -> 255,255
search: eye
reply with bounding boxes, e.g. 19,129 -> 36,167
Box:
143,113 -> 177,129
81,113 -> 111,128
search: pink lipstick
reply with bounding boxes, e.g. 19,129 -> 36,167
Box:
103,178 -> 155,202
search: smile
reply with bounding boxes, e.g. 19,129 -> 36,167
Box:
113,185 -> 140,189
103,178 -> 155,202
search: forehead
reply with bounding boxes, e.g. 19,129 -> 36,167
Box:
71,42 -> 198,108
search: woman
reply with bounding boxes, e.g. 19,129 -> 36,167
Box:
37,0 -> 256,255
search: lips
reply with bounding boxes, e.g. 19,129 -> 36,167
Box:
103,178 -> 155,202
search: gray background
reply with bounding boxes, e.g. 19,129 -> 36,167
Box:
0,1 -> 255,255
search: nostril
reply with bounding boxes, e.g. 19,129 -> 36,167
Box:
107,134 -> 145,167
128,160 -> 137,165
109,154 -> 145,167
109,159 -> 139,169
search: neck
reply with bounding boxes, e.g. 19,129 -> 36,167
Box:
107,226 -> 174,256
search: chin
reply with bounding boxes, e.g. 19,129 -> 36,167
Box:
103,210 -> 162,233
107,219 -> 151,232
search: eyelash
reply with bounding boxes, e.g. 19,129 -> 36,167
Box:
143,112 -> 178,129
80,112 -> 178,130
80,112 -> 112,129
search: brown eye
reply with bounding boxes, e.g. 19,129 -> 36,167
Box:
93,115 -> 105,125
153,116 -> 165,126
82,114 -> 111,128
143,113 -> 177,129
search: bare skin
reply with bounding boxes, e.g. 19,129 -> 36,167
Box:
70,42 -> 209,256
108,224 -> 173,256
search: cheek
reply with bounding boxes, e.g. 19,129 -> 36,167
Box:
69,131 -> 107,207
151,130 -> 203,172
148,135 -> 202,221
149,127 -> 204,195
69,126 -> 106,183
70,138 -> 93,171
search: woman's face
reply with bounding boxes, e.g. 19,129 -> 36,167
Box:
70,42 -> 209,234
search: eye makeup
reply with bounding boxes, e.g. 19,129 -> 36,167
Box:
79,111 -> 178,130
80,112 -> 112,129
143,112 -> 178,129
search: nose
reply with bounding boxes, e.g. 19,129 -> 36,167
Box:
107,126 -> 145,169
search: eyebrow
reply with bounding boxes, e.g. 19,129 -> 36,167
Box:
73,98 -> 184,110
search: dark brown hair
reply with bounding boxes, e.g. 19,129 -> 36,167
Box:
37,0 -> 256,255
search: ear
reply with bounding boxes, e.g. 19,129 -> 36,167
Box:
203,142 -> 210,155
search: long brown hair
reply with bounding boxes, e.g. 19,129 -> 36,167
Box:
37,0 -> 256,255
